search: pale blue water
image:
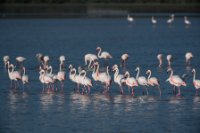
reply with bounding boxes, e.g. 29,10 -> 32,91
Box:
0,17 -> 200,133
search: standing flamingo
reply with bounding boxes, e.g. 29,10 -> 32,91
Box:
135,67 -> 149,95
151,16 -> 157,24
22,67 -> 29,89
43,55 -> 50,69
157,54 -> 163,68
192,69 -> 200,96
59,55 -> 66,70
96,46 -> 112,60
79,70 -> 93,94
127,14 -> 134,22
84,53 -> 98,68
185,52 -> 193,65
56,62 -> 66,89
167,54 -> 172,68
166,68 -> 186,96
124,71 -> 138,96
184,16 -> 191,25
146,70 -> 161,96
112,64 -> 125,94
121,53 -> 129,67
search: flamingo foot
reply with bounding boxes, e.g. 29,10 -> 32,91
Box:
176,93 -> 181,97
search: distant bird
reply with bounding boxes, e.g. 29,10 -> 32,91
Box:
22,67 -> 29,89
135,67 -> 149,95
3,55 -> 9,70
151,16 -> 157,24
96,46 -> 112,60
124,71 -> 138,96
146,70 -> 161,96
184,16 -> 191,25
192,69 -> 200,96
185,52 -> 193,65
112,64 -> 125,94
166,54 -> 173,68
157,54 -> 163,68
121,53 -> 129,67
166,68 -> 186,96
167,14 -> 174,24
127,14 -> 134,22
84,53 -> 98,68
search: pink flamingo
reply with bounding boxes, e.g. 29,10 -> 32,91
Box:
96,46 -> 112,60
124,71 -> 138,96
121,53 -> 129,67
185,52 -> 193,65
146,70 -> 161,96
56,62 -> 66,89
22,67 -> 29,90
192,69 -> 200,96
84,53 -> 98,68
166,68 -> 186,96
79,70 -> 93,95
157,54 -> 163,68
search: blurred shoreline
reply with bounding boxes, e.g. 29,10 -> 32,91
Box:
0,3 -> 200,18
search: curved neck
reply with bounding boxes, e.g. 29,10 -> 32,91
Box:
136,68 -> 140,79
126,72 -> 130,78
159,59 -> 162,67
193,70 -> 196,81
96,64 -> 99,73
168,60 -> 171,66
106,66 -> 109,76
169,69 -> 173,79
147,71 -> 151,81
97,48 -> 101,58
59,63 -> 62,72
114,68 -> 119,79
23,67 -> 26,75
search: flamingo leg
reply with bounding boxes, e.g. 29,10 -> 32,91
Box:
176,87 -> 181,96
145,86 -> 149,95
195,89 -> 199,96
158,86 -> 162,97
131,87 -> 135,96
173,86 -> 176,95
120,85 -> 124,94
87,86 -> 90,94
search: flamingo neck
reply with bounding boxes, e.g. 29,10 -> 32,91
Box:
114,69 -> 119,79
106,66 -> 110,76
23,67 -> 26,75
136,68 -> 140,79
168,60 -> 171,66
169,69 -> 173,79
97,48 -> 102,58
60,63 -> 62,72
126,72 -> 130,78
159,59 -> 162,67
147,71 -> 151,81
193,70 -> 196,82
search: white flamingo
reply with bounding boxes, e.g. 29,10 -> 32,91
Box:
79,70 -> 93,94
184,16 -> 191,25
124,71 -> 138,96
56,62 -> 66,89
112,64 -> 125,94
96,46 -> 112,60
167,14 -> 174,24
84,53 -> 98,68
167,54 -> 172,68
146,70 -> 161,96
151,16 -> 157,24
121,53 -> 129,67
59,55 -> 65,70
40,69 -> 54,93
166,68 -> 186,96
135,67 -> 149,95
127,14 -> 134,22
92,62 -> 111,92
69,67 -> 82,92
185,52 -> 193,65
7,62 -> 22,88
43,55 -> 50,69
157,54 -> 163,68
192,69 -> 200,96
22,67 -> 29,87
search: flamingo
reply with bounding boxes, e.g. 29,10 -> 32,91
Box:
96,46 -> 112,60
3,55 -> 9,70
121,53 -> 129,67
84,53 -> 98,68
167,54 -> 172,68
146,70 -> 161,96
7,62 -> 22,89
22,67 -> 29,88
157,54 -> 163,68
56,62 -> 66,89
40,69 -> 55,93
184,16 -> 191,25
69,67 -> 82,92
112,64 -> 125,94
43,55 -> 50,69
124,71 -> 138,96
127,14 -> 134,22
79,70 -> 93,94
135,67 -> 149,95
92,62 -> 111,93
185,52 -> 193,65
166,68 -> 186,96
16,56 -> 26,70
192,69 -> 200,96
167,14 -> 174,24
151,16 -> 157,24
59,55 -> 66,70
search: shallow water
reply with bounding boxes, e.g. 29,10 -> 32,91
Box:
0,17 -> 200,133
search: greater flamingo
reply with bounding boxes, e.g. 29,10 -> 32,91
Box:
185,52 -> 193,65
121,53 -> 129,67
166,68 -> 186,96
124,71 -> 138,96
79,70 -> 93,95
151,16 -> 157,24
56,62 -> 66,89
157,54 -> 163,68
112,64 -> 125,94
135,67 -> 149,95
127,14 -> 134,22
146,70 -> 161,96
96,46 -> 112,60
22,67 -> 29,88
167,54 -> 172,68
192,69 -> 200,96
84,53 -> 98,68
184,16 -> 191,25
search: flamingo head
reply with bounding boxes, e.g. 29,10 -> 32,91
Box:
68,64 -> 73,70
192,69 -> 195,73
43,55 -> 49,62
146,70 -> 151,74
59,55 -> 65,62
135,67 -> 139,71
112,64 -> 118,70
167,67 -> 172,73
8,64 -> 15,69
96,46 -> 101,51
124,71 -> 129,78
39,69 -> 45,75
166,55 -> 172,61
157,54 -> 162,60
